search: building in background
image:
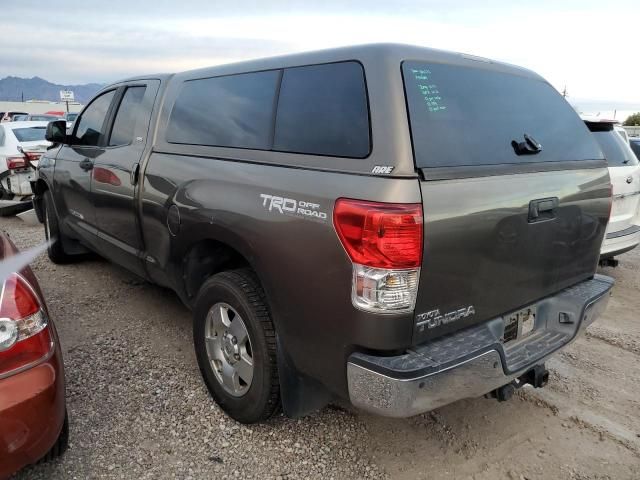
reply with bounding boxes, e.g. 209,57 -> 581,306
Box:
0,100 -> 83,116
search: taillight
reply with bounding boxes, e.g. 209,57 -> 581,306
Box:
334,199 -> 423,313
6,151 -> 39,170
6,156 -> 26,170
0,273 -> 51,376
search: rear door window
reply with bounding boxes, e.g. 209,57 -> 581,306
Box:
629,140 -> 640,160
167,71 -> 280,150
109,86 -> 147,146
587,127 -> 639,167
74,90 -> 117,146
402,62 -> 602,168
273,62 -> 370,158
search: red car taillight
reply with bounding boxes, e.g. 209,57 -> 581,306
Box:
6,152 -> 40,170
334,199 -> 423,313
6,156 -> 26,170
0,273 -> 51,376
24,151 -> 41,167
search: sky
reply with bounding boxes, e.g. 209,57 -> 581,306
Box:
2,0 -> 639,116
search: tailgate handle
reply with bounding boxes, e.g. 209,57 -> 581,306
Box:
528,197 -> 558,222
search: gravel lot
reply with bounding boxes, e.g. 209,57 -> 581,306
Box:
3,216 -> 639,480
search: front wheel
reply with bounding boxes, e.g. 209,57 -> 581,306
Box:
193,269 -> 281,423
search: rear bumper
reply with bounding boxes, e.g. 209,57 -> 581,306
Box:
0,347 -> 65,478
347,275 -> 614,417
600,225 -> 640,258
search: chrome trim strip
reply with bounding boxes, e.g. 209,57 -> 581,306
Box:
612,190 -> 640,200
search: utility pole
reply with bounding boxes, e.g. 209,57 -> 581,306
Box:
561,85 -> 568,98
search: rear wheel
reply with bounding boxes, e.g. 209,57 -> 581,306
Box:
43,190 -> 75,264
0,172 -> 13,200
193,269 -> 281,423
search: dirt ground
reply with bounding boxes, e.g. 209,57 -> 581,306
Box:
3,216 -> 639,480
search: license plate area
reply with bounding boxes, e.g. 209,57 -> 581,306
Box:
503,306 -> 537,343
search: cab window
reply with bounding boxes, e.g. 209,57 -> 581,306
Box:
109,86 -> 147,147
73,90 -> 116,146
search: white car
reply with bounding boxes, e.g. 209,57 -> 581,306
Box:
0,121 -> 50,199
583,118 -> 640,262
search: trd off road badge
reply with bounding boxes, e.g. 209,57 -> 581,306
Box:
260,194 -> 328,222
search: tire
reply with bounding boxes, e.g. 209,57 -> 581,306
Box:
0,172 -> 12,200
43,190 -> 75,264
193,268 -> 281,423
39,409 -> 69,463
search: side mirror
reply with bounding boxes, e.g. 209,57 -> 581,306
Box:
45,120 -> 68,144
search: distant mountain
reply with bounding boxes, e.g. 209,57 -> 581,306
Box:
0,76 -> 104,104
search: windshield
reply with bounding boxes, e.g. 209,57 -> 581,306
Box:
590,130 -> 639,167
402,61 -> 603,168
67,113 -> 78,121
12,126 -> 47,142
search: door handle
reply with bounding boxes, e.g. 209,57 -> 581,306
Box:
528,197 -> 559,222
79,158 -> 94,171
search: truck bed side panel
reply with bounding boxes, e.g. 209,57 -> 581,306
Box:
140,153 -> 422,395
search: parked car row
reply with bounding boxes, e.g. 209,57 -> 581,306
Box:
0,111 -> 28,122
12,114 -> 62,122
1,111 -> 78,126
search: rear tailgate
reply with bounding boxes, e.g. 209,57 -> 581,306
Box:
402,60 -> 611,344
608,164 -> 640,234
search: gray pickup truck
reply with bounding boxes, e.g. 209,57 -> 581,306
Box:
34,44 -> 614,423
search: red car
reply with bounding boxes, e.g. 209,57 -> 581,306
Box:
0,234 -> 67,479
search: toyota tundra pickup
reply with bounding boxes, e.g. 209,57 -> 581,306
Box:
33,44 -> 614,423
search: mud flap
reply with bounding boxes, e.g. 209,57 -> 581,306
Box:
277,335 -> 333,418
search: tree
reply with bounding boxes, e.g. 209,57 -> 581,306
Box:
623,112 -> 640,126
